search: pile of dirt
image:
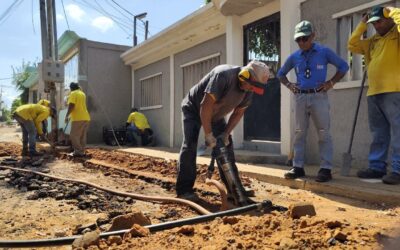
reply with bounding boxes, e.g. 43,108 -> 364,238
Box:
0,142 -> 397,249
94,212 -> 382,249
0,142 -> 21,157
85,148 -> 252,187
86,149 -> 186,177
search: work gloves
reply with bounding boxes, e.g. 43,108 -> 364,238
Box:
220,132 -> 230,146
205,133 -> 217,148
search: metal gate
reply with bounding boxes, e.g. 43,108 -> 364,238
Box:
243,13 -> 281,141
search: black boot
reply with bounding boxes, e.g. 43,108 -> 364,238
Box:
284,167 -> 305,179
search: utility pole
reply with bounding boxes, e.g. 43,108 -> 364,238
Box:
0,85 -> 12,118
39,0 -> 64,143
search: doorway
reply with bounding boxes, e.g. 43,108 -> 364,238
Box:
243,13 -> 281,141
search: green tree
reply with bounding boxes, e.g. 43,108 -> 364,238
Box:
205,0 -> 211,4
11,60 -> 37,103
11,98 -> 23,114
0,107 -> 11,122
247,19 -> 281,76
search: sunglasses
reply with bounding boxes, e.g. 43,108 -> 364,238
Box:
238,75 -> 265,95
295,36 -> 310,43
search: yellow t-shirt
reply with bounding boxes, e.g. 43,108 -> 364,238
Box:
67,89 -> 91,122
37,99 -> 50,107
348,8 -> 400,96
126,112 -> 150,130
15,104 -> 50,135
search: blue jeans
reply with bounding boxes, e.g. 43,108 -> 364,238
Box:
127,124 -> 140,145
293,92 -> 333,169
176,107 -> 241,195
21,120 -> 37,153
367,93 -> 400,174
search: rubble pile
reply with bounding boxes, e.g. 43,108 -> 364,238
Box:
3,170 -> 133,215
85,149 -> 207,179
86,213 -> 382,249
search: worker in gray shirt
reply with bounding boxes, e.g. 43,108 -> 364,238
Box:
176,61 -> 270,201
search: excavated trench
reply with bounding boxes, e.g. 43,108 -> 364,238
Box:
0,142 -> 399,249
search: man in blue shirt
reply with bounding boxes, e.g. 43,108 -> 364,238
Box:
277,20 -> 349,182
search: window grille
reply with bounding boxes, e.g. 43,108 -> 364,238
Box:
182,54 -> 220,95
334,0 -> 394,82
140,73 -> 162,109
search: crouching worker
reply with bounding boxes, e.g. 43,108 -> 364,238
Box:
13,104 -> 55,156
176,61 -> 270,203
126,108 -> 154,146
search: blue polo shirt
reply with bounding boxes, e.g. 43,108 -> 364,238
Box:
277,43 -> 349,89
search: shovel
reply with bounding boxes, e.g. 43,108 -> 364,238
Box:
341,71 -> 367,176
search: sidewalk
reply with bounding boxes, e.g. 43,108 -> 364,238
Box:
117,146 -> 400,206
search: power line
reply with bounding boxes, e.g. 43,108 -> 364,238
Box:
105,0 -> 131,22
31,0 -> 36,34
110,0 -> 146,26
73,0 -> 132,35
0,77 -> 14,81
110,0 -> 133,16
61,0 -> 71,30
0,0 -> 24,26
92,0 -> 132,28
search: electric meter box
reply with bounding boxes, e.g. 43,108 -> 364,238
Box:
39,59 -> 65,83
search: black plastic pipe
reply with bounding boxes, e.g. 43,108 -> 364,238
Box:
0,200 -> 274,248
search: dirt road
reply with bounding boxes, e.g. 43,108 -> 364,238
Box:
0,126 -> 399,249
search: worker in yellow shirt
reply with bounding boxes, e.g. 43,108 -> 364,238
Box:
65,82 -> 91,157
37,99 -> 50,107
13,104 -> 55,156
348,6 -> 400,185
126,108 -> 153,146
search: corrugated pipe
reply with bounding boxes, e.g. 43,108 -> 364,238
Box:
0,200 -> 273,247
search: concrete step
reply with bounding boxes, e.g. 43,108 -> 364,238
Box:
242,140 -> 281,154
234,150 -> 288,165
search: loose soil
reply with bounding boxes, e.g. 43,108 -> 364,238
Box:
0,126 -> 400,249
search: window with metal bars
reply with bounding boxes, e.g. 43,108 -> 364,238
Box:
336,12 -> 376,82
182,54 -> 220,96
140,73 -> 162,109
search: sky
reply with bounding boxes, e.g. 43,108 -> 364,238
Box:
0,0 -> 205,109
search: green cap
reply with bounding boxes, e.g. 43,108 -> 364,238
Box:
367,6 -> 385,23
294,20 -> 313,40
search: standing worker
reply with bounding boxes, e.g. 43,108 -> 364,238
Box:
348,6 -> 400,185
126,108 -> 153,146
277,20 -> 349,182
176,61 -> 270,201
65,82 -> 91,157
13,103 -> 55,156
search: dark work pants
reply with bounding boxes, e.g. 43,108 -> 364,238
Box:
176,108 -> 242,195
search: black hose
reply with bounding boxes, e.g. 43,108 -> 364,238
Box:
0,200 -> 273,248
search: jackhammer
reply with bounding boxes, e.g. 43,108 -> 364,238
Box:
207,136 -> 252,206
